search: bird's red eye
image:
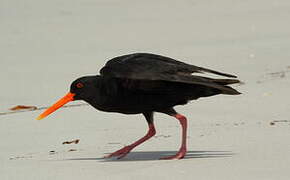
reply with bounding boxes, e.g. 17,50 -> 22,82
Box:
76,82 -> 84,88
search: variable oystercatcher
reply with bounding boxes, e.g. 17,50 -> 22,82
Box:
37,53 -> 241,160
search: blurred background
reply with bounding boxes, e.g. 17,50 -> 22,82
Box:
1,0 -> 290,109
1,1 -> 290,179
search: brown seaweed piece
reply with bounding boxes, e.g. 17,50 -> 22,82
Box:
10,105 -> 37,111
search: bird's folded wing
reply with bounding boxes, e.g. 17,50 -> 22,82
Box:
99,53 -> 240,94
100,53 -> 237,79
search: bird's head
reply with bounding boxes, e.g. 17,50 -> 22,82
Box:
36,76 -> 98,120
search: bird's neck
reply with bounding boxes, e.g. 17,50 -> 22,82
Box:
83,76 -> 121,111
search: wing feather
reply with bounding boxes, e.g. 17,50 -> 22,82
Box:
99,53 -> 240,94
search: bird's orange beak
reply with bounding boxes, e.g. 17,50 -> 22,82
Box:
36,92 -> 75,120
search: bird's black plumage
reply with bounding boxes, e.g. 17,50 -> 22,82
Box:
100,53 -> 240,95
39,53 -> 241,160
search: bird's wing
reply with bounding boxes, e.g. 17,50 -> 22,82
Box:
99,53 -> 240,94
100,53 -> 237,78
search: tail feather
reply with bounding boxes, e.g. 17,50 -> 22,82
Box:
212,79 -> 240,85
220,85 -> 241,95
195,66 -> 237,78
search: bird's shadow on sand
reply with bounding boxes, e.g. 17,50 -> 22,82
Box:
66,150 -> 234,162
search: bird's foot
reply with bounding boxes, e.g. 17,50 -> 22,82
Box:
104,145 -> 133,159
160,148 -> 187,160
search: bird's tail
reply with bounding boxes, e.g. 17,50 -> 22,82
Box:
212,79 -> 241,95
212,79 -> 240,85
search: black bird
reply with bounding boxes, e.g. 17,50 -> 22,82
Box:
37,53 -> 241,160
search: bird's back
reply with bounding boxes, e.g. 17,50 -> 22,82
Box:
100,53 -> 241,95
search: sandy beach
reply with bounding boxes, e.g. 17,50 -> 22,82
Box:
1,0 -> 290,179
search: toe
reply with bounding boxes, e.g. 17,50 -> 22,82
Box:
104,146 -> 133,159
160,151 -> 186,160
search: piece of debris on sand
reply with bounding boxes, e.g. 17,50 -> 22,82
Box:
62,139 -> 80,145
270,120 -> 290,126
10,105 -> 37,111
68,149 -> 77,152
49,151 -> 57,155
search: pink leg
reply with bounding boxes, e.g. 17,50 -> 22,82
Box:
160,114 -> 187,160
104,123 -> 156,159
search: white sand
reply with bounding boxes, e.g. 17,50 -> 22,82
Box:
1,0 -> 290,179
